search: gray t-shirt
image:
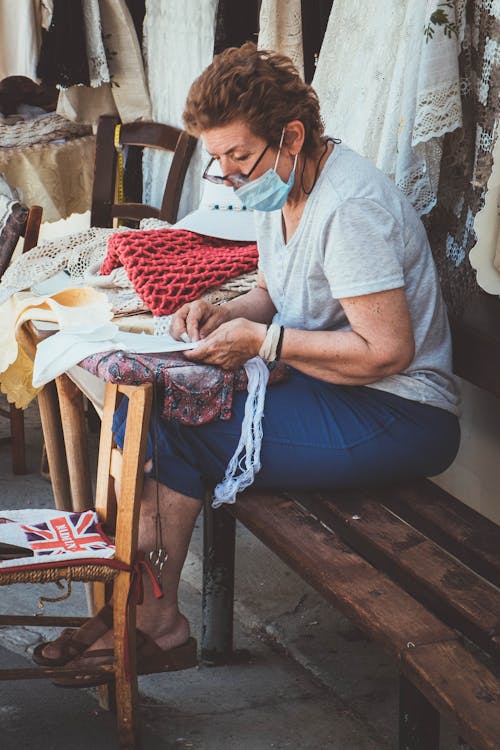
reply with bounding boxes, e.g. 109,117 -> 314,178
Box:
255,142 -> 461,415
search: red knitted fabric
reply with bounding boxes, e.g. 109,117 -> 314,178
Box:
101,228 -> 258,316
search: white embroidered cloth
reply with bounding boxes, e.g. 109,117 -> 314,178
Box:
313,0 -> 464,215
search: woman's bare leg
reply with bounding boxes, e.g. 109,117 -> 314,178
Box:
134,477 -> 203,649
40,475 -> 203,661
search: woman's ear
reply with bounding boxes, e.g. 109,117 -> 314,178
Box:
284,120 -> 305,155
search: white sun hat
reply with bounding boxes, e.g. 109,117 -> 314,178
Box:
173,163 -> 256,242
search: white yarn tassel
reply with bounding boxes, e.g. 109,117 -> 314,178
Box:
212,356 -> 270,508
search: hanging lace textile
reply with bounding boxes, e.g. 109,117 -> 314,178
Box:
258,0 -> 305,79
142,0 -> 218,217
37,0 -> 90,88
56,0 -> 151,126
424,1 -> 500,316
313,0 -> 464,215
82,0 -> 111,88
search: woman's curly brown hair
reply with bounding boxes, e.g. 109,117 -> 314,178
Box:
183,43 -> 324,156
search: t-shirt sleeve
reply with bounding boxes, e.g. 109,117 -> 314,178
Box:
324,198 -> 405,299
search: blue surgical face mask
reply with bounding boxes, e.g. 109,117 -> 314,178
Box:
235,129 -> 298,212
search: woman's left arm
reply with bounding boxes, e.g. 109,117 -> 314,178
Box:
280,287 -> 414,384
184,286 -> 414,382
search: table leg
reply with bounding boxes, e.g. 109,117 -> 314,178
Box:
55,373 -> 93,511
37,382 -> 71,511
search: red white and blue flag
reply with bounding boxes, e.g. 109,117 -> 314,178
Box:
0,509 -> 115,570
21,511 -> 111,556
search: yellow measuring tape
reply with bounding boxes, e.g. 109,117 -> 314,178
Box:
113,124 -> 125,224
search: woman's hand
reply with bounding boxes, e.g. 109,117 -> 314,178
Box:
183,317 -> 267,370
170,300 -> 231,342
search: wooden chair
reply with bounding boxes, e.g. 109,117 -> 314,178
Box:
90,114 -> 197,228
0,204 -> 43,474
0,382 -> 153,750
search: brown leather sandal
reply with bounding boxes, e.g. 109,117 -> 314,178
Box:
32,604 -> 113,667
52,633 -> 198,688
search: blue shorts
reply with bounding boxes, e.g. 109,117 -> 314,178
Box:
112,368 -> 460,501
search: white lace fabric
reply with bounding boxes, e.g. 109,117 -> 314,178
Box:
57,0 -> 151,126
142,0 -> 218,218
258,0 -> 304,78
313,0 -> 464,215
82,0 -> 111,88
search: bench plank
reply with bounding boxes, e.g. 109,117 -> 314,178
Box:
378,479 -> 500,588
402,640 -> 500,750
234,491 -> 454,656
297,491 -> 500,658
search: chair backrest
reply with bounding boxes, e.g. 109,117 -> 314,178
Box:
94,382 -> 152,564
0,203 -> 42,278
90,115 -> 197,228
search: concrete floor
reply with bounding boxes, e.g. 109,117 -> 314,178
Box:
0,396 -> 463,750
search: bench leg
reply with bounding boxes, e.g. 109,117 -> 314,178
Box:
399,674 -> 439,750
202,501 -> 236,665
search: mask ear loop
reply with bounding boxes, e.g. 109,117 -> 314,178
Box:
273,128 -> 286,171
274,128 -> 299,174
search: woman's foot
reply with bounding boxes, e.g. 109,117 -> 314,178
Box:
66,607 -> 191,670
50,609 -> 196,688
32,604 -> 113,666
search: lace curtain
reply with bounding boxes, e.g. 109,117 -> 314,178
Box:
258,0 -> 304,79
425,0 -> 500,313
142,0 -> 218,218
313,0 -> 464,215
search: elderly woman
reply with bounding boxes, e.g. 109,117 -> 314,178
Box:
34,43 -> 460,680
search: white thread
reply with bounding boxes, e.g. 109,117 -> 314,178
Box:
212,356 -> 269,507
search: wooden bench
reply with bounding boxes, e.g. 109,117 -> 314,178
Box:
201,291 -> 500,750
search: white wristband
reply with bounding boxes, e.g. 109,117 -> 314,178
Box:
259,322 -> 281,361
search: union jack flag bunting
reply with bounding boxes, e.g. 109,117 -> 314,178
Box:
21,511 -> 113,556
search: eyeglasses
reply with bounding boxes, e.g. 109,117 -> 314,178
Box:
202,144 -> 270,188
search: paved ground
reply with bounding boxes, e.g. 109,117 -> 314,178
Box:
0,396 -> 461,749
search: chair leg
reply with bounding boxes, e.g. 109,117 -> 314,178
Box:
113,571 -> 140,749
37,382 -> 72,510
9,403 -> 27,475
